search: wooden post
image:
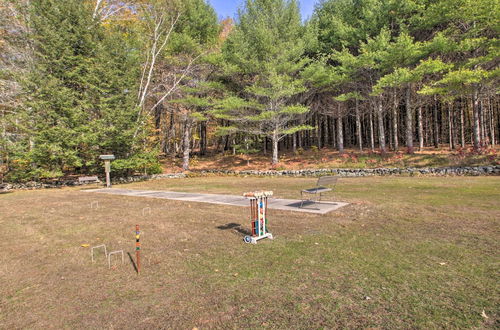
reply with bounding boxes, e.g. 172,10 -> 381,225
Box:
100,155 -> 114,187
104,160 -> 111,188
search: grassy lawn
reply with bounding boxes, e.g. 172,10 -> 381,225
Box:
0,176 -> 499,328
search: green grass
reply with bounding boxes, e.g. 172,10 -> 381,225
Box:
0,176 -> 498,328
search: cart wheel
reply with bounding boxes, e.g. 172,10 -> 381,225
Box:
244,236 -> 252,244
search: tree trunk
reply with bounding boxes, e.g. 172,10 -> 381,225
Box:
424,107 -> 429,146
387,112 -> 392,150
355,99 -> 363,151
377,98 -> 386,152
223,134 -> 229,151
405,86 -> 414,153
156,103 -> 167,154
489,98 -> 496,147
331,116 -> 336,149
480,99 -> 486,144
200,121 -> 207,156
460,101 -> 465,148
166,110 -> 175,154
472,89 -> 481,150
182,115 -> 192,171
434,98 -> 439,148
191,125 -> 199,151
418,106 -> 424,151
369,109 -> 375,152
292,132 -> 297,153
154,103 -> 162,132
271,132 -> 279,165
215,120 -> 223,152
337,104 -> 344,153
337,116 -> 344,153
447,103 -> 454,150
0,110 -> 5,167
316,114 -> 322,149
323,116 -> 329,148
392,88 -> 399,151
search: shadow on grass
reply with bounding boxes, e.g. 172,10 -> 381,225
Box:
216,222 -> 251,236
286,200 -> 321,210
127,252 -> 138,274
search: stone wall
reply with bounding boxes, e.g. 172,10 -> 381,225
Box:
195,165 -> 500,177
0,173 -> 186,191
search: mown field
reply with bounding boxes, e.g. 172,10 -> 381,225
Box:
0,176 -> 499,328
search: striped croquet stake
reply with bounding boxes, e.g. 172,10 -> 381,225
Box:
243,191 -> 274,244
135,224 -> 141,274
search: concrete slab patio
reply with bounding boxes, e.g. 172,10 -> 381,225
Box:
84,188 -> 349,215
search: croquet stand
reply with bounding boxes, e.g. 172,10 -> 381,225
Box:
243,191 -> 273,244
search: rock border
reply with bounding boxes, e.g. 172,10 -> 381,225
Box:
1,173 -> 186,191
194,165 -> 500,177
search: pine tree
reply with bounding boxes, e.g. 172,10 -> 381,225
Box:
214,0 -> 312,164
20,0 -> 153,180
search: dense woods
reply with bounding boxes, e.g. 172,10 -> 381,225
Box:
0,0 -> 498,181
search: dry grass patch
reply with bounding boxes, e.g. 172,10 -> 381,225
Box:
0,176 -> 498,328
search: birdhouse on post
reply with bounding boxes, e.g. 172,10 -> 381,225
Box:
99,155 -> 115,188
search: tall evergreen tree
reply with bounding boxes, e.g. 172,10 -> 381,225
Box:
18,0 -> 154,180
214,0 -> 312,164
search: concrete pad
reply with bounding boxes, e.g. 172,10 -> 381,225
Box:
84,188 -> 349,215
